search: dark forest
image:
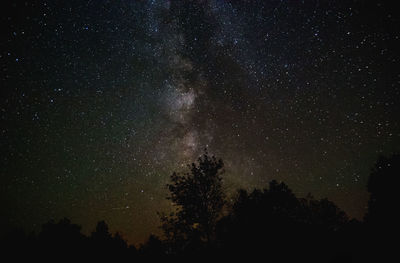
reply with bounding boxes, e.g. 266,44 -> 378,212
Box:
1,152 -> 398,262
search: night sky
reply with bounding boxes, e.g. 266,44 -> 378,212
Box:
1,0 -> 399,245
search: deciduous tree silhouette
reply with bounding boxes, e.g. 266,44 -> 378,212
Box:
90,220 -> 112,246
216,180 -> 349,262
39,218 -> 86,250
362,154 -> 399,262
35,217 -> 88,260
364,154 -> 399,226
160,150 -> 225,254
140,234 -> 165,258
89,220 -> 132,259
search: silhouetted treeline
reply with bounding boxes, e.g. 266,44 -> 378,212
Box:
1,153 -> 397,262
1,218 -> 137,261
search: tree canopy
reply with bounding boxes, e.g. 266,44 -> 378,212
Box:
160,150 -> 225,253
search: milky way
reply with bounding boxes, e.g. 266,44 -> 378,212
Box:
1,0 -> 399,244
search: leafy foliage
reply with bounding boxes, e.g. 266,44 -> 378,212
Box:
160,150 -> 225,252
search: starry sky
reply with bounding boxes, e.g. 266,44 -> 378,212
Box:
1,0 -> 399,245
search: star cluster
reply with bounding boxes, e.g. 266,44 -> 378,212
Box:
1,0 -> 399,245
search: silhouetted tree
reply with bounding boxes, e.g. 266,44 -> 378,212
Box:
112,232 -> 128,250
140,234 -> 166,258
90,220 -> 112,243
362,154 -> 399,262
216,180 -> 349,262
364,154 -> 399,226
37,218 -> 87,259
90,220 -> 130,253
301,196 -> 348,230
160,150 -> 225,254
0,227 -> 36,257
